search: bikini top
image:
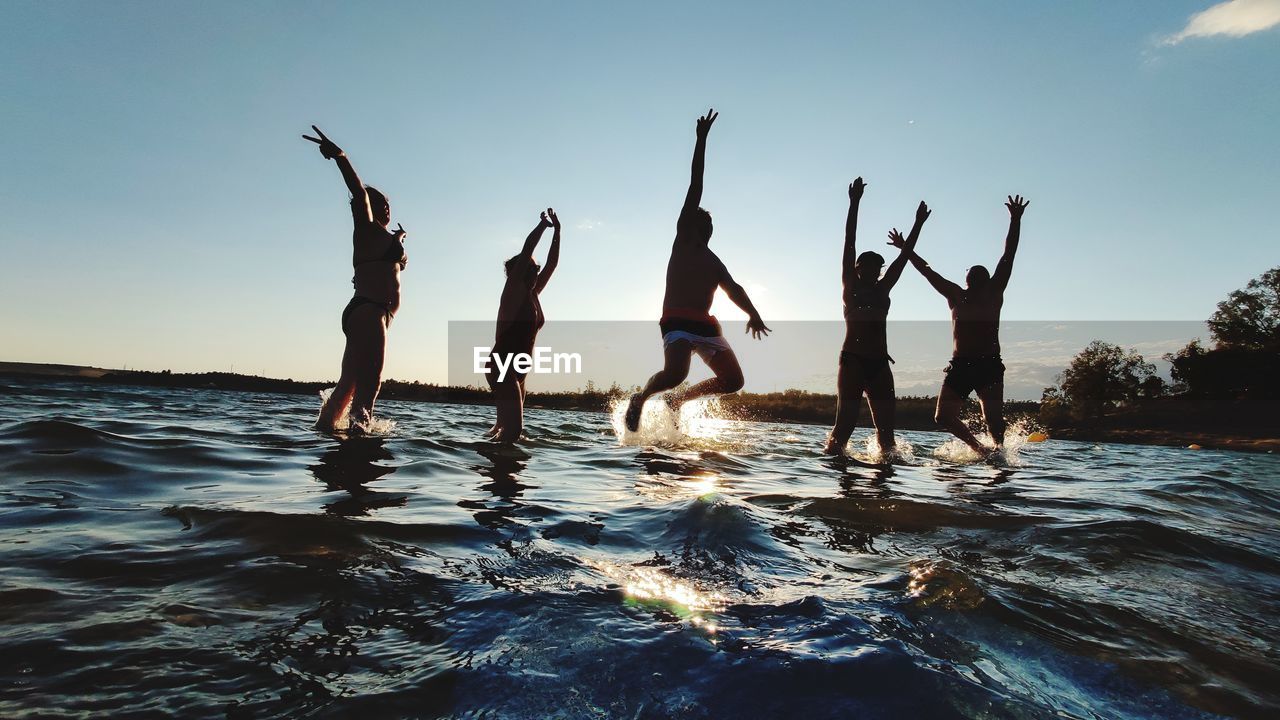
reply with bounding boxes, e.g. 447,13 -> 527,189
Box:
353,231 -> 407,270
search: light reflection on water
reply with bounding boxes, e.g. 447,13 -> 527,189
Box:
0,378 -> 1277,719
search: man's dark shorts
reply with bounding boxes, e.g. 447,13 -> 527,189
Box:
943,356 -> 1005,397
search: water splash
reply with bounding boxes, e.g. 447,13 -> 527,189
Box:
931,416 -> 1039,465
316,387 -> 397,436
611,394 -> 743,449
860,435 -> 917,465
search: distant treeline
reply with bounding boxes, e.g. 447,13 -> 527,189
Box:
3,367 -> 1038,432
1039,267 -> 1279,449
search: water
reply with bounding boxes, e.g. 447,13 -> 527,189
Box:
1,378 -> 1277,719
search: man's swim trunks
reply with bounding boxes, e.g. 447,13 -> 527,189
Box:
660,315 -> 730,362
943,355 -> 1005,396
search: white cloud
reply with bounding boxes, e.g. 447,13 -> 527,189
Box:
1164,0 -> 1280,45
576,219 -> 603,231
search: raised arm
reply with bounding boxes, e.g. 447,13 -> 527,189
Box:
991,194 -> 1028,290
303,125 -> 372,224
518,210 -> 553,262
717,260 -> 771,340
534,208 -> 561,294
880,201 -> 930,291
841,177 -> 867,285
887,232 -> 963,302
679,108 -> 718,220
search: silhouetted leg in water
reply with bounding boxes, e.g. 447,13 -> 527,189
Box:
935,386 -> 988,455
625,342 -> 692,430
825,360 -> 897,457
825,357 -> 866,455
318,303 -> 386,431
976,381 -> 1007,448
866,376 -> 897,457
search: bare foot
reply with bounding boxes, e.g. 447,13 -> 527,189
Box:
624,394 -> 645,432
822,434 -> 848,456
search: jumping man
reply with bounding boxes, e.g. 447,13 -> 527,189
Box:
624,109 -> 770,431
891,195 -> 1029,455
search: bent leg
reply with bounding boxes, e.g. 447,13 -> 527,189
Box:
865,368 -> 897,456
625,342 -> 692,431
672,346 -> 744,407
826,361 -> 865,455
975,381 -> 1007,447
935,385 -> 986,454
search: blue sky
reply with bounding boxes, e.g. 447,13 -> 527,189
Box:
1,1 -> 1276,385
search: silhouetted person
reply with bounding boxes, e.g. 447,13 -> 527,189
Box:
486,209 -> 561,442
891,195 -> 1029,455
825,177 -> 930,458
303,126 -> 408,432
624,109 -> 770,432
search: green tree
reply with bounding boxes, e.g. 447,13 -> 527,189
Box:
1048,341 -> 1163,422
1208,267 -> 1280,351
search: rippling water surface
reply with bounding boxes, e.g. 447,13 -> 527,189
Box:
1,379 -> 1277,719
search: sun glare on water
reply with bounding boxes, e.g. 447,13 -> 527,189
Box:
587,559 -> 727,631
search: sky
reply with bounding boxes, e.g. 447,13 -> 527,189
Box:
1,1 -> 1277,388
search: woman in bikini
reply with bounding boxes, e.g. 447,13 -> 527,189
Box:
825,177 -> 929,457
303,126 -> 408,432
486,208 -> 561,442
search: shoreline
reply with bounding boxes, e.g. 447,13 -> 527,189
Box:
2,362 -> 1274,453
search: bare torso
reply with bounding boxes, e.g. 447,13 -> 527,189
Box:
949,287 -> 1003,356
662,242 -> 723,318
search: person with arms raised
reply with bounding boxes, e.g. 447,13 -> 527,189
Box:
826,176 -> 930,458
303,126 -> 409,432
891,195 -> 1029,455
624,109 -> 770,432
486,208 -> 562,442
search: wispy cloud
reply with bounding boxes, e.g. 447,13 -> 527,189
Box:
576,219 -> 603,231
1163,0 -> 1280,45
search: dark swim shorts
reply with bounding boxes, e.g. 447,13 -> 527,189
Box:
943,355 -> 1005,396
658,316 -> 722,338
839,352 -> 893,382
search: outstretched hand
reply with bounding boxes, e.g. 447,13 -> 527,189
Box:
538,210 -> 554,228
915,200 -> 931,223
887,229 -> 907,249
695,108 -> 718,138
1006,194 -> 1029,218
393,223 -> 407,242
546,207 -> 560,230
301,125 -> 343,160
849,177 -> 867,201
746,314 -> 771,340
